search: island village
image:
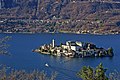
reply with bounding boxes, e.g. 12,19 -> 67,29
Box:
33,39 -> 114,58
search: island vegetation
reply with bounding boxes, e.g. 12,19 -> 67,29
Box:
33,39 -> 114,58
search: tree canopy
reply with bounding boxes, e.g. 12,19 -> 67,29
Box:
77,63 -> 108,80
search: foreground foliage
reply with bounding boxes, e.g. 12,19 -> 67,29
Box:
77,63 -> 108,80
0,65 -> 57,80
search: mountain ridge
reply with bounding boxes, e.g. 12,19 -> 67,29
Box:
0,0 -> 120,34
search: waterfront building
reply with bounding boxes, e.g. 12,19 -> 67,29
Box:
70,45 -> 80,51
61,45 -> 70,50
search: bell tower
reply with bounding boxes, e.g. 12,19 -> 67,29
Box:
52,39 -> 55,47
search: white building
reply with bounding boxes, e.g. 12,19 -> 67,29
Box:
62,43 -> 80,51
61,45 -> 70,50
66,41 -> 76,46
61,41 -> 83,51
71,45 -> 80,51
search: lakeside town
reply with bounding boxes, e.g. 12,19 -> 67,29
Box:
33,39 -> 114,58
0,19 -> 120,35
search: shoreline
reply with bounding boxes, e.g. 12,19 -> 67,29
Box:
0,32 -> 120,35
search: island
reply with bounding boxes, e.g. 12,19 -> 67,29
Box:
33,39 -> 114,58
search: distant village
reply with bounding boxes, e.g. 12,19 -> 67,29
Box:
33,39 -> 114,58
0,19 -> 119,35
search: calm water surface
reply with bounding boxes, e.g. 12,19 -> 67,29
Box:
0,33 -> 120,80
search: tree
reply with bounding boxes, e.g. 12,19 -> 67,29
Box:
107,47 -> 114,57
95,63 -> 108,80
77,63 -> 108,80
77,66 -> 93,80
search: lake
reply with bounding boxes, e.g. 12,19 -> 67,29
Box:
0,33 -> 120,80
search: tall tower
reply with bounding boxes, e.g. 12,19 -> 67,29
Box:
52,39 -> 55,47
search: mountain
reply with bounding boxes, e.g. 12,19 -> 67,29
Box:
0,0 -> 120,34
